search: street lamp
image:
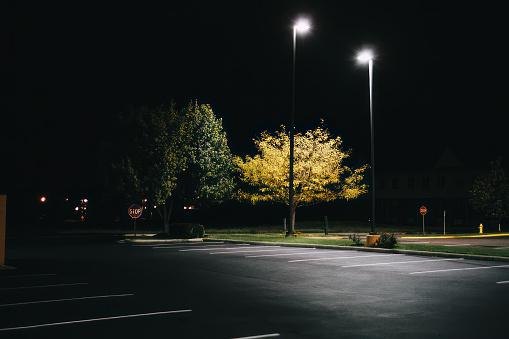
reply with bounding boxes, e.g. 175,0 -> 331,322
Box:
357,49 -> 376,234
288,17 -> 311,237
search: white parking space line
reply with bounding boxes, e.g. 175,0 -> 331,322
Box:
288,254 -> 389,263
178,246 -> 233,251
409,264 -> 509,275
154,244 -> 229,249
232,333 -> 280,339
496,281 -> 509,284
0,273 -> 57,279
180,245 -> 272,252
246,250 -> 335,258
342,258 -> 461,268
0,309 -> 192,332
0,294 -> 134,307
210,248 -> 285,255
0,282 -> 88,291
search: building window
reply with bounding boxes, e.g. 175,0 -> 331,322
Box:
422,177 -> 430,189
407,177 -> 415,189
437,176 -> 445,188
392,178 -> 399,189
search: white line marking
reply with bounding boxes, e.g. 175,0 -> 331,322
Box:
232,333 -> 280,339
247,251 -> 339,258
178,246 -> 231,251
288,254 -> 389,263
410,264 -> 509,275
0,294 -> 134,307
0,309 -> 192,331
210,248 -> 283,255
0,283 -> 88,291
443,244 -> 471,247
496,281 -> 509,284
342,258 -> 461,268
0,273 -> 57,279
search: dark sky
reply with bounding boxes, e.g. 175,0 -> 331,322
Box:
1,1 -> 508,197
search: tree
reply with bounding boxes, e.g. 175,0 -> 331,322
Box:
115,101 -> 234,233
470,158 -> 509,226
176,102 -> 235,208
234,124 -> 368,226
115,102 -> 192,233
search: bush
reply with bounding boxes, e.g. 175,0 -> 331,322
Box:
348,233 -> 363,246
373,232 -> 397,249
169,223 -> 205,239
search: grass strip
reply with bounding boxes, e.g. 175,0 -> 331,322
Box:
206,233 -> 509,258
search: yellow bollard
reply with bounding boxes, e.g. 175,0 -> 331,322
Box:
479,223 -> 483,234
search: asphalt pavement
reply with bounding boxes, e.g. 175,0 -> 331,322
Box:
1,236 -> 509,338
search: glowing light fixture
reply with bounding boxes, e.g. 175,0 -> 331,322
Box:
357,50 -> 374,63
40,196 -> 46,203
294,18 -> 311,33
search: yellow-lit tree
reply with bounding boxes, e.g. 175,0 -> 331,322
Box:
234,124 -> 368,226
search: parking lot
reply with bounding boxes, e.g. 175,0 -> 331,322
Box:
2,237 -> 509,338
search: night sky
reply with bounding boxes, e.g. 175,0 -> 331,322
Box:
1,1 -> 508,202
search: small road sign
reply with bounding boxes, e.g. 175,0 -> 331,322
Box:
128,204 -> 143,219
420,206 -> 427,216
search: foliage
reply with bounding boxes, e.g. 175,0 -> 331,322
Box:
348,233 -> 363,246
114,101 -> 234,232
373,232 -> 398,249
177,102 -> 235,207
234,124 -> 368,210
470,158 -> 509,222
169,223 -> 205,239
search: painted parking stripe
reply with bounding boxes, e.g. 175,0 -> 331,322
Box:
246,250 -> 338,258
210,248 -> 285,255
155,244 -> 229,249
409,264 -> 509,275
342,258 -> 461,268
496,281 -> 509,284
232,333 -> 280,339
0,273 -> 57,279
0,283 -> 88,291
288,254 -> 389,263
0,309 -> 192,331
0,294 -> 134,307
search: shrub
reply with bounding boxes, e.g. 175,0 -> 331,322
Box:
373,232 -> 397,249
169,223 -> 205,239
348,233 -> 363,246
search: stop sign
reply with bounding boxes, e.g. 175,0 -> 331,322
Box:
128,204 -> 143,219
420,206 -> 427,216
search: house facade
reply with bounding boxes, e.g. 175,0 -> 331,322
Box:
375,148 -> 479,229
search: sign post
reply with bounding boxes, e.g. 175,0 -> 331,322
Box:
128,204 -> 143,236
420,206 -> 427,236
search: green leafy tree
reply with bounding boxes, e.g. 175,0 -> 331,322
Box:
176,102 -> 235,207
470,158 -> 509,226
234,124 -> 368,226
115,101 -> 234,233
115,102 -> 191,232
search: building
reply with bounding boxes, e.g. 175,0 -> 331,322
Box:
376,148 -> 479,229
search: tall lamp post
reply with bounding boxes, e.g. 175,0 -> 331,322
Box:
287,18 -> 311,237
357,50 -> 376,234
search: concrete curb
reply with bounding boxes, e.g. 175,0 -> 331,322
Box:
121,238 -> 203,243
202,238 -> 509,263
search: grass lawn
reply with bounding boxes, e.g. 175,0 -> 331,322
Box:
205,233 -> 509,258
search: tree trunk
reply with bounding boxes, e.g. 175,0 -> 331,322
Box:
159,199 -> 173,234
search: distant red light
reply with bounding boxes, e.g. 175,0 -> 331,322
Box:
40,196 -> 46,202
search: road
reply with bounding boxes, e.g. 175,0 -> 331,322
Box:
1,236 -> 508,338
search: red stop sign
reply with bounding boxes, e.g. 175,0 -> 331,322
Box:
128,204 -> 143,219
420,206 -> 427,216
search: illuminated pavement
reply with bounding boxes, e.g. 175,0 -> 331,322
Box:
2,236 -> 509,338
